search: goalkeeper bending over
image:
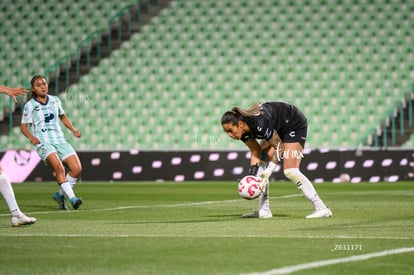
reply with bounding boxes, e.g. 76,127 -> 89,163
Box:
221,101 -> 332,219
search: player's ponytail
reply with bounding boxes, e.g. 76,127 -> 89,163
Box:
221,102 -> 264,126
232,102 -> 263,117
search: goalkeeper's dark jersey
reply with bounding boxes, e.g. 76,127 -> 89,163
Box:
240,101 -> 308,145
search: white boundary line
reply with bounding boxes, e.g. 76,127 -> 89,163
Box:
243,247 -> 414,275
1,233 -> 412,240
0,194 -> 303,216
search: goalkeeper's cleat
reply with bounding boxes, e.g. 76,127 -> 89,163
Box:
242,208 -> 273,218
242,209 -> 259,218
52,192 -> 68,210
306,207 -> 333,219
70,197 -> 82,210
258,208 -> 273,218
11,214 -> 36,227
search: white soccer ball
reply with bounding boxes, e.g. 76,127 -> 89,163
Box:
238,175 -> 263,200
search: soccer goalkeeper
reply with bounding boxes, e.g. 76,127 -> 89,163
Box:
221,101 -> 332,219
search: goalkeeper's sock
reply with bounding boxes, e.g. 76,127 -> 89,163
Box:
259,179 -> 270,210
259,194 -> 268,210
258,162 -> 266,176
284,168 -> 327,209
0,173 -> 23,216
260,198 -> 270,211
59,181 -> 76,200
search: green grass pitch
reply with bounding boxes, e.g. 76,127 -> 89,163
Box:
0,180 -> 413,274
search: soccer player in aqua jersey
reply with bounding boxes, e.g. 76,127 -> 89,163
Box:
221,101 -> 332,219
20,75 -> 83,210
0,85 -> 36,226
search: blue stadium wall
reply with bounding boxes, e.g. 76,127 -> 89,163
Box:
2,149 -> 413,183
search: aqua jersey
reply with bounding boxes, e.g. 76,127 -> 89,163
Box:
21,95 -> 67,144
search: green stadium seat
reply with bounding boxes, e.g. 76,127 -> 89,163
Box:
2,0 -> 413,150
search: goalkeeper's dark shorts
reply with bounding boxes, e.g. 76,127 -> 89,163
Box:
280,109 -> 308,148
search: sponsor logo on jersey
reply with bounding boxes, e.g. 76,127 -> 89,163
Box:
44,113 -> 54,123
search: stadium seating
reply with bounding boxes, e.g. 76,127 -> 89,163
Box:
403,133 -> 414,148
0,0 -> 137,122
2,0 -> 413,150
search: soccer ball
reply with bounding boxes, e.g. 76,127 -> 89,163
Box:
238,175 -> 263,200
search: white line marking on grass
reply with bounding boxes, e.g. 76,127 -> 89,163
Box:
0,199 -> 240,216
1,233 -> 413,240
87,194 -> 303,212
89,199 -> 244,212
243,247 -> 414,275
0,194 -> 303,216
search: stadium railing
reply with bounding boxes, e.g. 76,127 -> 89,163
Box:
364,91 -> 414,148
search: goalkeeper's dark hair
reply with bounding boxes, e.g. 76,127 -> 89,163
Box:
221,102 -> 263,125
